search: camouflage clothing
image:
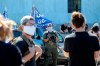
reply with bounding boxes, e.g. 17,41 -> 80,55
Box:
43,31 -> 58,66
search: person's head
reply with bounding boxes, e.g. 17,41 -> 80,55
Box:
92,23 -> 99,33
4,20 -> 17,42
68,23 -> 71,27
71,12 -> 86,30
0,19 -> 12,42
64,23 -> 67,26
46,23 -> 53,32
19,15 -> 36,38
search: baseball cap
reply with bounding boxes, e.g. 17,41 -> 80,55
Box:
93,23 -> 99,27
20,15 -> 34,25
47,23 -> 53,27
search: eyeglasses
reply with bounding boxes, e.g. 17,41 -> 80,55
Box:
26,23 -> 36,26
25,20 -> 36,26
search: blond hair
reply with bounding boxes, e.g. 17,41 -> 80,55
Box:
0,19 -> 15,42
0,20 -> 8,41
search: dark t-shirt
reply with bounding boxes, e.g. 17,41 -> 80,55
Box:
61,24 -> 67,32
68,26 -> 72,33
14,36 -> 36,66
0,41 -> 22,66
64,32 -> 99,66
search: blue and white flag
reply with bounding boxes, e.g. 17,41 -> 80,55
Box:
31,6 -> 52,29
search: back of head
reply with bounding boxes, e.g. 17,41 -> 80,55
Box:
0,20 -> 8,41
4,20 -> 16,41
71,12 -> 85,28
92,23 -> 99,33
3,20 -> 17,28
0,16 -> 15,42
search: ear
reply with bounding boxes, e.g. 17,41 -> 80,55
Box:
21,25 -> 24,29
72,23 -> 75,29
18,25 -> 24,31
82,22 -> 86,29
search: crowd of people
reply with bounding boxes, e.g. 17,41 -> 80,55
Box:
60,23 -> 73,34
0,11 -> 100,66
0,15 -> 42,66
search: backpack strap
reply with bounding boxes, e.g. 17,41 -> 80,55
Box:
21,35 -> 35,47
21,35 -> 36,58
12,37 -> 23,45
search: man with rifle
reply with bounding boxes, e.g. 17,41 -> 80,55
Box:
43,23 -> 59,66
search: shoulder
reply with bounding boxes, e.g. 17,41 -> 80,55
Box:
3,43 -> 18,52
43,31 -> 49,35
44,31 -> 48,34
88,32 -> 99,41
15,36 -> 23,42
65,33 -> 76,39
8,44 -> 18,51
13,36 -> 25,46
0,42 -> 11,49
52,30 -> 57,33
88,32 -> 97,37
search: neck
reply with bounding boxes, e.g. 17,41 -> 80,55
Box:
48,31 -> 52,32
75,27 -> 85,32
23,33 -> 32,39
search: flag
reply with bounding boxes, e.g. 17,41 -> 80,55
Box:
3,7 -> 8,20
31,6 -> 52,29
